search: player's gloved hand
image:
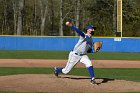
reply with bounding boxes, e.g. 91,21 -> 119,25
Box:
96,47 -> 100,52
93,42 -> 103,53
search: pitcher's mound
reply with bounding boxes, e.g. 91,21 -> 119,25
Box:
0,74 -> 140,93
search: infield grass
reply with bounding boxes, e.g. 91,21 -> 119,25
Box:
0,67 -> 140,82
0,50 -> 140,60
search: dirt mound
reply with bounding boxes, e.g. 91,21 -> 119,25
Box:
0,74 -> 140,93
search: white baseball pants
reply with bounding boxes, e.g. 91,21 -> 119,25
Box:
62,51 -> 92,74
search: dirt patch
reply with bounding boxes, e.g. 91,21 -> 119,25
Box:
0,59 -> 140,68
0,74 -> 140,93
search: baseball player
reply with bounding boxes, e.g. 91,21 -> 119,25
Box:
54,21 -> 96,84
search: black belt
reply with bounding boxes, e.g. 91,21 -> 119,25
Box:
75,53 -> 86,56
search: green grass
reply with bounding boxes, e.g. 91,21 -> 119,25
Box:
72,68 -> 140,82
0,50 -> 140,60
0,50 -> 69,59
0,67 -> 140,82
89,52 -> 140,60
0,67 -> 53,76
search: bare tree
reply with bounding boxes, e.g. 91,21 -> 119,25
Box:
59,0 -> 64,36
2,0 -> 8,34
12,0 -> 18,35
113,0 -> 117,36
75,0 -> 80,36
50,0 -> 55,35
17,0 -> 24,35
81,8 -> 86,30
33,0 -> 37,35
39,0 -> 48,36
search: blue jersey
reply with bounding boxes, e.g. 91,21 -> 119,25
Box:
71,26 -> 93,54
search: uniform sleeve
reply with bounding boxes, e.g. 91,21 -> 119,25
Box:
71,26 -> 85,37
85,35 -> 94,53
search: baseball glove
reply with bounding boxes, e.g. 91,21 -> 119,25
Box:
93,42 -> 103,52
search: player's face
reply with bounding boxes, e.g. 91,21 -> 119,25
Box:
87,29 -> 95,36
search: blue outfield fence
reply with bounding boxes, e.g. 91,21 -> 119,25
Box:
0,36 -> 140,52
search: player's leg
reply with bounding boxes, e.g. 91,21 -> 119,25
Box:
54,51 -> 81,76
80,55 -> 96,84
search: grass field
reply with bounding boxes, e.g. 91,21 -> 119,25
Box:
0,67 -> 140,82
0,50 -> 140,60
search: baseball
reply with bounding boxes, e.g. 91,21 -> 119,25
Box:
66,22 -> 70,25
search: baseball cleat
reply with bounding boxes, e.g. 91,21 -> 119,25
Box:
91,79 -> 96,84
54,67 -> 59,77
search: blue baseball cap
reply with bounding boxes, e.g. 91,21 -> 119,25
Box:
86,25 -> 96,30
